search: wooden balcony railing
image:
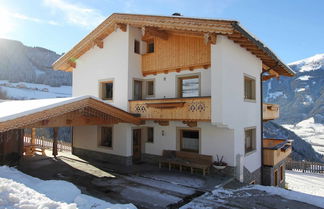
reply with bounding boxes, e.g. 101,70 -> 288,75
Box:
263,103 -> 279,121
263,138 -> 292,166
129,97 -> 211,121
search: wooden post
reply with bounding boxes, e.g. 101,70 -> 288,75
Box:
52,127 -> 58,158
31,128 -> 36,144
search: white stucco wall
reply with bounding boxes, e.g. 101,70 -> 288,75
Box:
73,124 -> 132,157
143,121 -> 235,166
72,28 -> 130,110
211,35 -> 262,173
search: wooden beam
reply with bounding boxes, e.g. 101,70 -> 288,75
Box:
52,127 -> 58,158
94,38 -> 104,48
142,27 -> 168,40
67,60 -> 76,68
183,121 -> 197,127
115,23 -> 127,32
262,75 -> 276,81
31,128 -> 36,144
154,120 -> 169,126
204,33 -> 217,45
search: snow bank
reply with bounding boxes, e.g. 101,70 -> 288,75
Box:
286,170 -> 324,198
0,166 -> 136,209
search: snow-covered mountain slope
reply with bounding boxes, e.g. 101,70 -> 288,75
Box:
263,54 -> 324,159
283,117 -> 324,155
263,53 -> 324,124
0,80 -> 71,99
0,38 -> 71,88
0,39 -> 72,100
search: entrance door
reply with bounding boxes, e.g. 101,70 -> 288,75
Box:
132,129 -> 141,162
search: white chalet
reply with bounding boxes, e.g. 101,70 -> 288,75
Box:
52,13 -> 293,185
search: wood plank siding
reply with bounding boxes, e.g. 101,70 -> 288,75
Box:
129,97 -> 211,121
263,138 -> 292,166
142,34 -> 211,76
263,103 -> 279,121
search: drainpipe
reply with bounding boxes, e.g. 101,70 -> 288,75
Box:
260,62 -> 278,185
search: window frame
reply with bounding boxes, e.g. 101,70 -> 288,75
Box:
244,127 -> 257,155
98,126 -> 113,149
145,79 -> 155,97
280,165 -> 284,183
244,74 -> 256,102
99,80 -> 114,101
177,74 -> 201,98
133,79 -> 143,100
147,39 -> 154,53
274,169 -> 278,186
134,39 -> 140,54
147,127 -> 154,143
179,129 -> 200,153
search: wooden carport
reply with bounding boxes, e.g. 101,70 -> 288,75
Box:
0,96 -> 141,163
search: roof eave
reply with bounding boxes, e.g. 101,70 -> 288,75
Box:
231,23 -> 295,77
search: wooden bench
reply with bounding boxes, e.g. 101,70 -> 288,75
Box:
24,145 -> 46,156
159,150 -> 213,175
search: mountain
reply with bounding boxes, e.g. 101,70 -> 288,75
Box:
0,38 -> 71,88
263,53 -> 324,159
263,54 -> 324,124
264,121 -> 323,162
0,38 -> 71,99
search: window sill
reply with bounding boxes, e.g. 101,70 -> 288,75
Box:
98,145 -> 113,150
245,149 -> 256,157
244,99 -> 256,103
146,141 -> 154,144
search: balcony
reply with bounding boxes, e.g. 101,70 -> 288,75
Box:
129,97 -> 211,121
263,138 -> 292,166
263,103 -> 279,121
141,34 -> 211,76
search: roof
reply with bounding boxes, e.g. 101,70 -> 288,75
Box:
0,96 -> 141,132
53,13 -> 295,77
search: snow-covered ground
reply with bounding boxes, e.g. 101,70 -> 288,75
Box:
0,166 -> 136,209
283,117 -> 324,155
286,170 -> 324,198
0,80 -> 71,99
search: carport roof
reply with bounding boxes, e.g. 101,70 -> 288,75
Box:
0,95 -> 141,132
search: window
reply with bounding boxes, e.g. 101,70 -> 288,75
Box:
178,75 -> 200,98
100,81 -> 113,100
133,80 -> 143,100
134,40 -> 140,54
147,40 -> 154,53
280,165 -> 284,183
244,75 -> 256,100
180,130 -> 199,153
100,127 -> 112,148
147,127 -> 154,143
245,128 -> 256,154
274,169 -> 278,186
146,80 -> 154,96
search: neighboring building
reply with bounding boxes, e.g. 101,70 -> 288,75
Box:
46,13 -> 295,185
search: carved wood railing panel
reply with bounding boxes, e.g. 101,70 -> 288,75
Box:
129,97 -> 211,121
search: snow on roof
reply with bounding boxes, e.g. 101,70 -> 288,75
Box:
0,95 -> 95,123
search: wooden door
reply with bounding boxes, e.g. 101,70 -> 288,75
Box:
132,129 -> 142,162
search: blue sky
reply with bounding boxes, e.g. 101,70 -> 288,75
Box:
0,0 -> 323,63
